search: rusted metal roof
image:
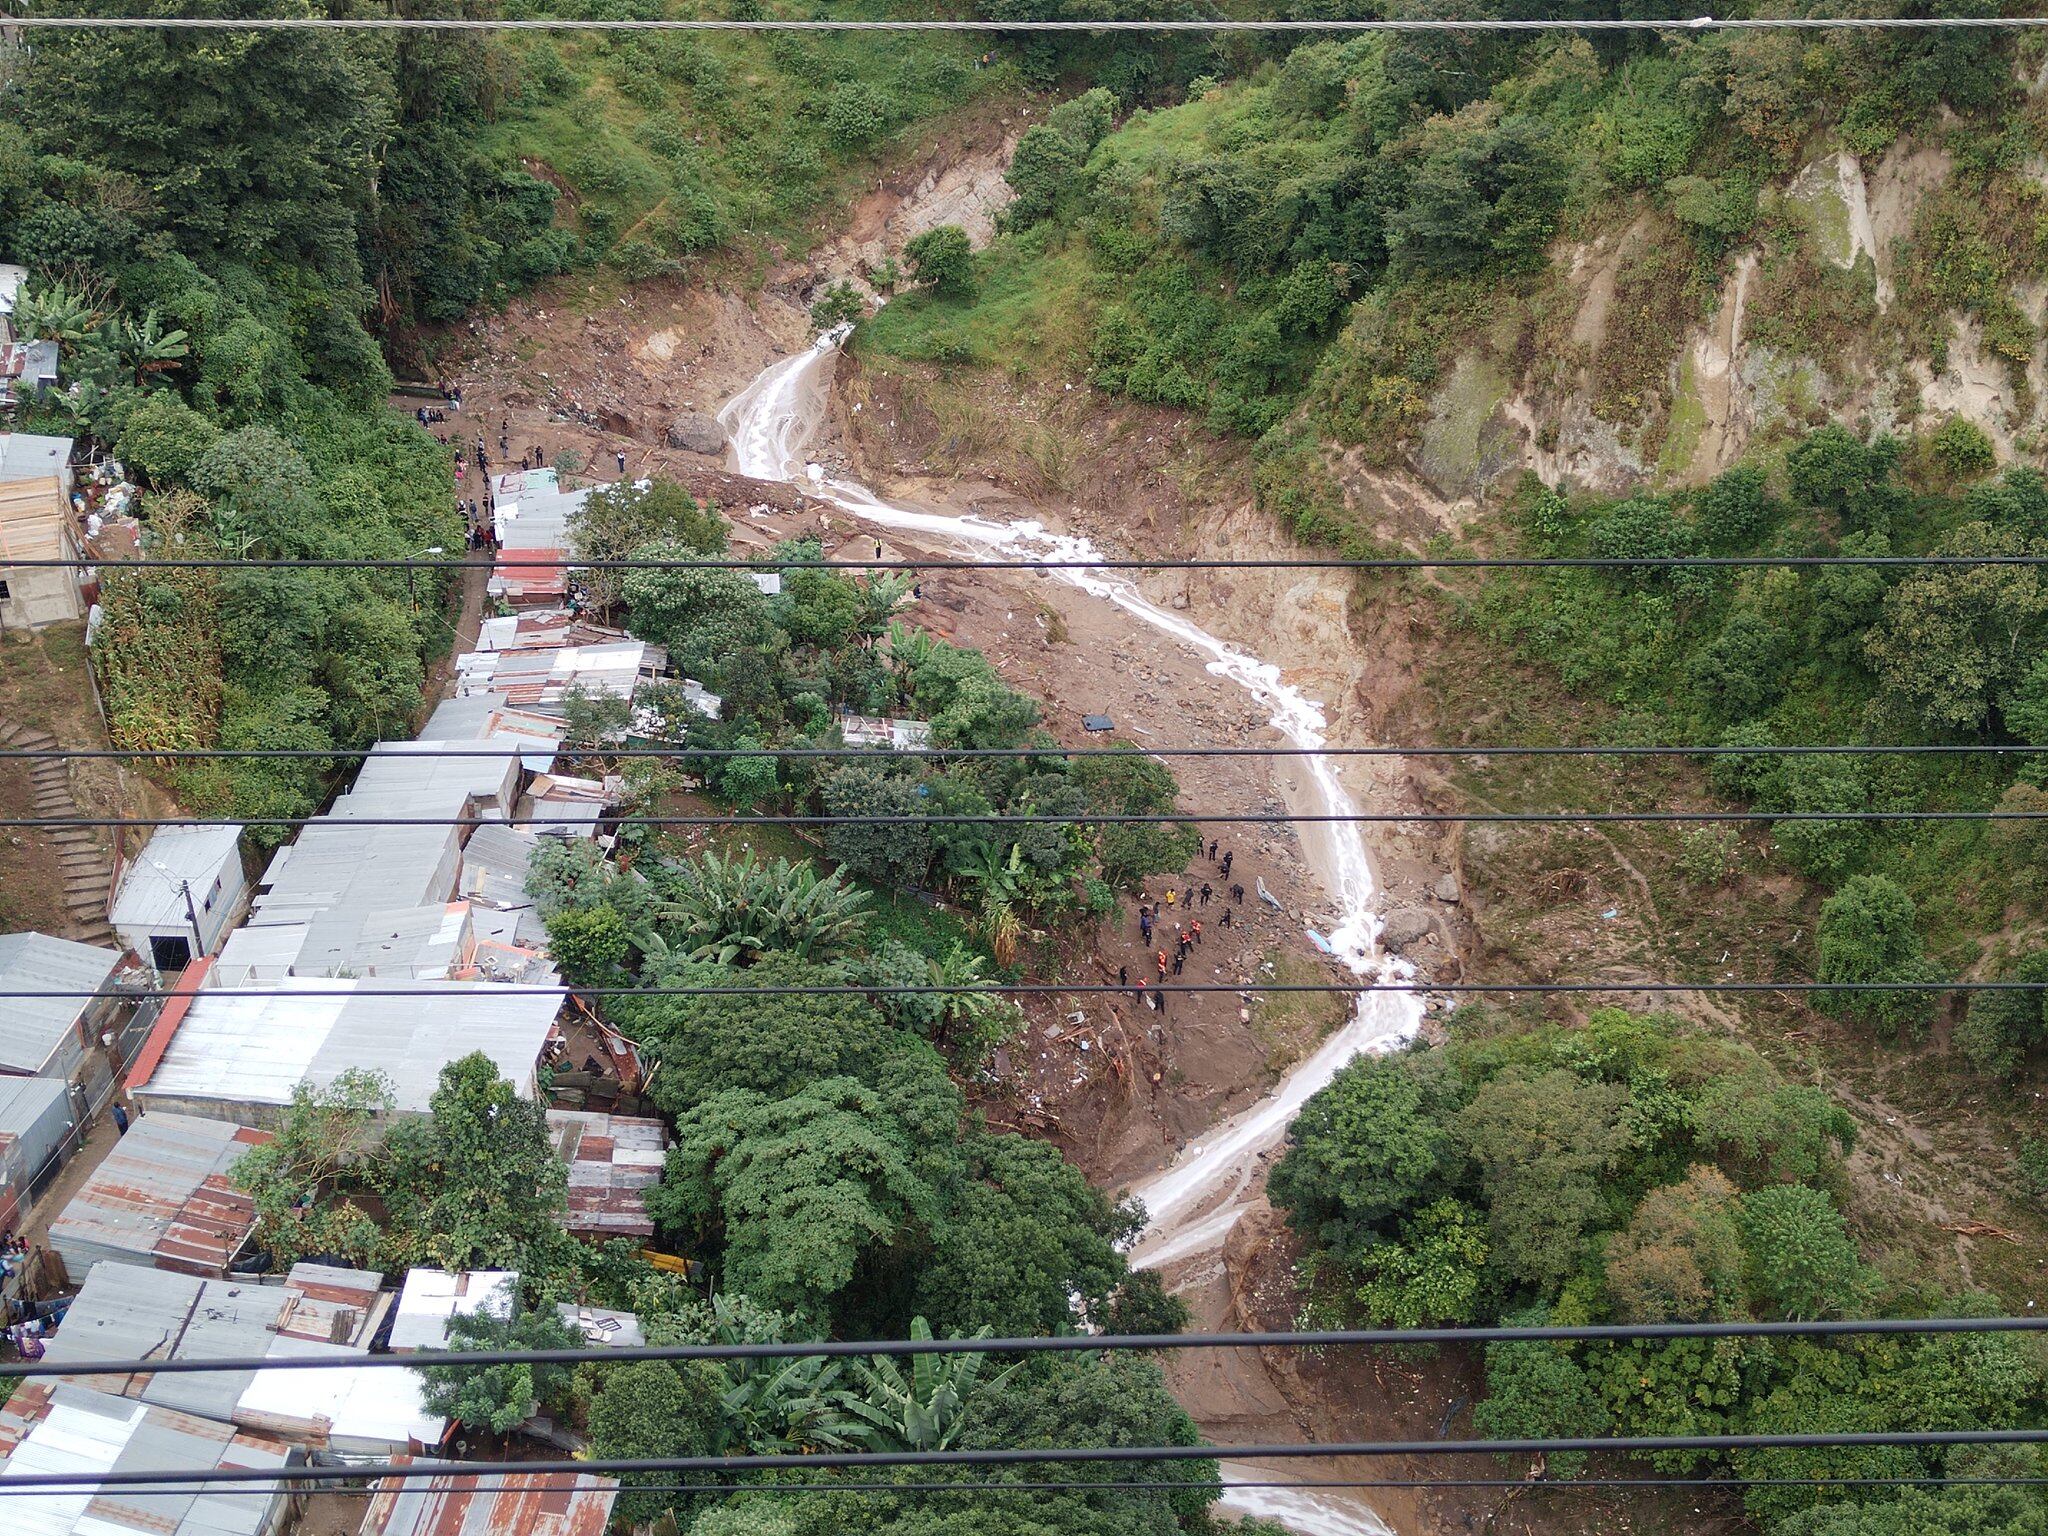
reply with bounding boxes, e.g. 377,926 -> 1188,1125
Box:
0,1381 -> 293,1536
46,1113 -> 268,1280
357,1461 -> 616,1536
548,1110 -> 665,1240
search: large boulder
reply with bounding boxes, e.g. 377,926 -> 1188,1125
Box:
666,412 -> 726,455
1381,907 -> 1435,952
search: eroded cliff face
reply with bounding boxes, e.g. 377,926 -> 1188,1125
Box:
1405,137 -> 2046,505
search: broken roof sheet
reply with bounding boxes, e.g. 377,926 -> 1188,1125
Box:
548,1110 -> 665,1239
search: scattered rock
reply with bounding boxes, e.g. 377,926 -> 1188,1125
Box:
1433,873 -> 1461,904
1381,907 -> 1435,951
666,412 -> 726,455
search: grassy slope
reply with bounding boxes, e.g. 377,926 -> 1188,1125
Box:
845,49 -> 2048,1303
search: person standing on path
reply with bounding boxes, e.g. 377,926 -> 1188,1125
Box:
1208,840 -> 1218,862
1140,909 -> 1153,943
1231,883 -> 1245,904
1200,882 -> 1212,906
1221,850 -> 1233,878
1220,906 -> 1232,929
1192,921 -> 1202,946
1118,965 -> 1128,988
1155,949 -> 1168,977
617,447 -> 628,476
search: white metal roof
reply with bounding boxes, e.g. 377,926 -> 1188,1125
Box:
0,932 -> 120,1074
109,825 -> 242,934
131,982 -> 560,1114
389,1269 -> 517,1352
0,432 -> 72,484
233,1338 -> 444,1452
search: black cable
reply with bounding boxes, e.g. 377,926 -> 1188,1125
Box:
6,743 -> 2038,761
8,981 -> 2041,1001
11,1432 -> 2048,1492
15,1315 -> 2048,1381
28,553 -> 2048,570
5,809 -> 2039,829
14,13 -> 2048,30
49,1475 -> 2048,1501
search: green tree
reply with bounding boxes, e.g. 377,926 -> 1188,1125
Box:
230,1068 -> 393,1269
1736,1184 -> 1869,1320
543,904 -> 633,987
1386,104 -> 1568,275
1457,1066 -> 1629,1294
904,225 -> 976,296
415,1307 -> 581,1434
1867,523 -> 2048,732
1350,1196 -> 1489,1328
381,1052 -> 572,1273
115,390 -> 221,485
1815,875 -> 1941,1038
1691,464 -> 1777,553
1787,426 -> 1904,534
1601,1166 -> 1745,1323
649,1080 -> 938,1322
917,1130 -> 1132,1337
1955,950 -> 2048,1077
841,1317 -> 1017,1451
1269,1054 -> 1460,1253
585,1359 -> 727,1526
571,480 -> 727,610
821,763 -> 936,888
1474,1333 -> 1612,1477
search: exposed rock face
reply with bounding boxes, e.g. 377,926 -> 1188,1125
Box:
666,412 -> 726,455
1381,907 -> 1435,951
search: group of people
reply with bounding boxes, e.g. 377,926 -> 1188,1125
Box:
1116,842 -> 1247,1015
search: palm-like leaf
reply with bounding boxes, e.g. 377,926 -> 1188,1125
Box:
842,1318 -> 1015,1452
658,848 -> 871,963
119,309 -> 190,376
11,280 -> 100,350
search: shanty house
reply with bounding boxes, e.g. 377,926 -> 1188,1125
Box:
0,431 -> 81,628
387,1268 -> 517,1353
0,1381 -> 294,1536
548,1109 -> 666,1241
41,1260 -> 446,1461
44,1111 -> 267,1281
0,931 -> 126,1114
109,823 -> 247,972
0,1075 -> 73,1231
356,1463 -> 617,1536
123,980 -> 562,1124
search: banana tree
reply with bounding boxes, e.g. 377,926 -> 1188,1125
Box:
10,279 -> 100,351
118,309 -> 191,380
657,848 -> 871,964
840,1318 -> 1016,1453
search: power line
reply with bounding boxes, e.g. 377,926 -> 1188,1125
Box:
44,1474 -> 2048,1501
10,1431 -> 2048,1493
6,981 -> 2041,1001
4,809 -> 2040,829
6,743 -> 2039,762
11,13 -> 2048,30
25,553 -> 2048,570
14,1315 -> 2048,1382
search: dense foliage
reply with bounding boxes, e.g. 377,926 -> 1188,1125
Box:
1273,1010 -> 2048,1528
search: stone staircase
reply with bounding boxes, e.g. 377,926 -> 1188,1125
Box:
2,717 -> 118,948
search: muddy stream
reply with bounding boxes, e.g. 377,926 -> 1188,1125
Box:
720,331 -> 1423,1535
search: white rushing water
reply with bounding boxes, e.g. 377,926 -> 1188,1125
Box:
721,331 -> 1416,1535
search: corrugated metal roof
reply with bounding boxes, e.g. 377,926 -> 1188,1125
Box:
46,1114 -> 267,1278
548,1111 -> 665,1239
0,432 -> 72,484
358,1462 -> 616,1536
108,826 -> 243,934
0,1074 -> 69,1138
130,983 -> 559,1116
388,1270 -> 517,1353
0,1382 -> 291,1536
0,932 -> 119,1074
